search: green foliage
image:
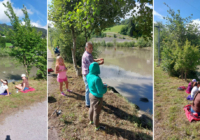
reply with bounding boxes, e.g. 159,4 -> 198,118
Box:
106,42 -> 114,47
161,40 -> 200,79
113,34 -> 117,38
119,25 -> 128,35
3,2 -> 47,79
116,41 -> 135,47
136,37 -> 151,48
174,40 -> 200,79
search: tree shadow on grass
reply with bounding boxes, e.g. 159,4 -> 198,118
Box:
102,101 -> 152,130
101,123 -> 152,140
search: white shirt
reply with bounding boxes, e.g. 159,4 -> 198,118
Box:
0,83 -> 8,94
191,86 -> 198,98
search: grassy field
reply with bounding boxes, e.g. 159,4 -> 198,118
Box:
154,65 -> 200,140
6,43 -> 12,47
104,25 -> 125,33
0,79 -> 47,119
48,48 -> 152,140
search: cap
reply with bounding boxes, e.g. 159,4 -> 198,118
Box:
2,80 -> 7,84
192,79 -> 197,82
21,74 -> 26,77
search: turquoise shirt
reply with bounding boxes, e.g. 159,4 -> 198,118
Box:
86,62 -> 107,98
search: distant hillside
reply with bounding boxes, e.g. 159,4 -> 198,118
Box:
104,25 -> 126,33
0,23 -> 47,38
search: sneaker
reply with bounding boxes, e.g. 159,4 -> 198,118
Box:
193,112 -> 198,117
67,89 -> 72,93
89,121 -> 94,125
95,126 -> 106,131
61,92 -> 66,96
86,105 -> 90,108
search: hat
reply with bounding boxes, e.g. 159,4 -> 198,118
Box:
21,74 -> 26,77
2,80 -> 7,84
192,79 -> 197,82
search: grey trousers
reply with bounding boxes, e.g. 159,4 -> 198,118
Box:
89,93 -> 103,127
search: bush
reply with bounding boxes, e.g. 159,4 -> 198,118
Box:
116,41 -> 135,47
106,42 -> 114,47
136,38 -> 147,48
114,34 -> 117,38
119,26 -> 128,35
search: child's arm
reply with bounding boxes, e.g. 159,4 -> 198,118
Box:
20,83 -> 25,91
6,88 -> 9,96
95,78 -> 107,95
55,65 -> 64,74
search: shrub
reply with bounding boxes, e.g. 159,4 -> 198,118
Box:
106,42 -> 114,47
114,34 -> 117,38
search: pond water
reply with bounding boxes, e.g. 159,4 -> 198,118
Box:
98,47 -> 153,114
0,56 -> 38,83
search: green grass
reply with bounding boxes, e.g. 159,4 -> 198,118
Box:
48,51 -> 153,140
104,25 -> 125,33
6,43 -> 13,47
154,64 -> 200,140
0,79 -> 47,117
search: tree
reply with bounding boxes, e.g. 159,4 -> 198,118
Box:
49,0 -> 149,76
3,2 -> 47,78
174,40 -> 200,80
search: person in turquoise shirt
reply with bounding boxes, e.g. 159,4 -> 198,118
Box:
86,62 -> 107,131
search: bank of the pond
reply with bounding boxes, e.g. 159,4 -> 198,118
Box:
48,48 -> 152,140
0,79 -> 47,121
154,65 -> 200,140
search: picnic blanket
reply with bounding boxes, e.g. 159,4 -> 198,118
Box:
178,86 -> 187,91
186,95 -> 193,101
20,87 -> 35,93
183,105 -> 200,122
0,90 -> 11,95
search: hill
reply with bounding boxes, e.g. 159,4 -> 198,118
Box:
0,23 -> 47,38
104,25 -> 125,33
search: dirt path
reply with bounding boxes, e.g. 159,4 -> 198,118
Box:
0,100 -> 47,140
48,47 -> 59,140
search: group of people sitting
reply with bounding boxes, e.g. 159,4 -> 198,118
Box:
186,79 -> 200,116
0,74 -> 29,96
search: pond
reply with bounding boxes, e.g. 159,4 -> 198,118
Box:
98,47 -> 153,114
0,56 -> 38,83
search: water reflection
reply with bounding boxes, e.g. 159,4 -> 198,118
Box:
98,47 -> 153,113
0,56 -> 37,82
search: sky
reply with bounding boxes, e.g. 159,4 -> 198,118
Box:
154,0 -> 200,26
0,0 -> 47,29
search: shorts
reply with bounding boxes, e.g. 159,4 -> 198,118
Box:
191,106 -> 200,116
57,77 -> 68,82
23,87 -> 29,91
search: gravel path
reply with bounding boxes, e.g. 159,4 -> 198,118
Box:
48,48 -> 59,140
0,100 -> 47,140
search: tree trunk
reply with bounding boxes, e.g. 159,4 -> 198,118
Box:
71,26 -> 81,76
185,71 -> 187,81
84,27 -> 88,43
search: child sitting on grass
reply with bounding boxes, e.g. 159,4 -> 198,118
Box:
191,91 -> 200,117
15,74 -> 29,91
86,62 -> 107,131
0,79 -> 9,96
191,81 -> 200,99
186,79 -> 196,94
55,56 -> 71,96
